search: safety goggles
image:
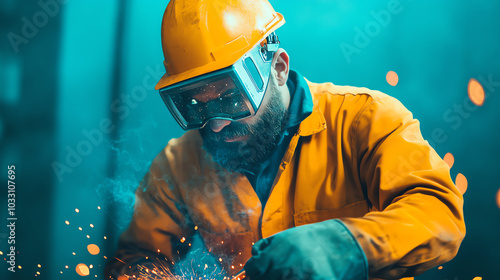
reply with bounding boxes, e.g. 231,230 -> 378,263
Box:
159,33 -> 280,130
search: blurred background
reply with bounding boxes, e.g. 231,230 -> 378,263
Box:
1,0 -> 499,279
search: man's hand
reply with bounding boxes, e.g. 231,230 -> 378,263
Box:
244,220 -> 368,280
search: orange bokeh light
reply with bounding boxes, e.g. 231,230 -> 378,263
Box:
386,71 -> 399,86
87,244 -> 100,255
455,173 -> 468,195
468,78 -> 485,106
496,188 -> 500,209
117,276 -> 129,280
75,263 -> 89,276
473,277 -> 482,280
443,153 -> 454,169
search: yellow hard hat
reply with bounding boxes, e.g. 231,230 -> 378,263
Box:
155,0 -> 285,90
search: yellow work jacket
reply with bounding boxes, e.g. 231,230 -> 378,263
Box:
109,80 -> 465,280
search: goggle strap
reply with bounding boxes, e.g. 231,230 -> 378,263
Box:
265,32 -> 280,53
260,32 -> 280,62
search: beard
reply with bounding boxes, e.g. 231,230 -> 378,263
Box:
200,78 -> 288,173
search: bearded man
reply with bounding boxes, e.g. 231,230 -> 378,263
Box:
105,1 -> 465,279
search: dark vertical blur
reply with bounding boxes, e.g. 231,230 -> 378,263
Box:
105,0 -> 128,258
0,0 -> 61,279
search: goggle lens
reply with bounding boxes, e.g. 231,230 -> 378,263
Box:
164,75 -> 252,129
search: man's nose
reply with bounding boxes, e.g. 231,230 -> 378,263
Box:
209,119 -> 231,133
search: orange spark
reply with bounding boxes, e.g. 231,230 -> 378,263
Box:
468,78 -> 485,106
455,173 -> 468,195
473,277 -> 482,280
438,266 -> 443,270
72,252 -> 76,255
90,224 -> 94,228
65,265 -> 69,269
65,220 -> 70,225
88,244 -> 100,255
386,71 -> 399,86
86,235 -> 90,239
180,237 -> 186,243
79,227 -> 82,231
76,263 -> 90,276
443,153 -> 454,169
117,276 -> 128,280
194,226 -> 199,230
18,265 -> 22,269
75,208 -> 80,213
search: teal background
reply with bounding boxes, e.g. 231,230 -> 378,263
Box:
1,0 -> 499,279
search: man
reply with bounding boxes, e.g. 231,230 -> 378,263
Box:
105,0 -> 465,279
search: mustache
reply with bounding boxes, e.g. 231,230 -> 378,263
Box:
201,120 -> 254,142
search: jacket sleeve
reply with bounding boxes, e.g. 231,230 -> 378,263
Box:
104,148 -> 194,279
340,94 -> 466,279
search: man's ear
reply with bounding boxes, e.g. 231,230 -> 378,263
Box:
271,48 -> 290,87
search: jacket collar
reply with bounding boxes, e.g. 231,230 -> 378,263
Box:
297,79 -> 327,136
